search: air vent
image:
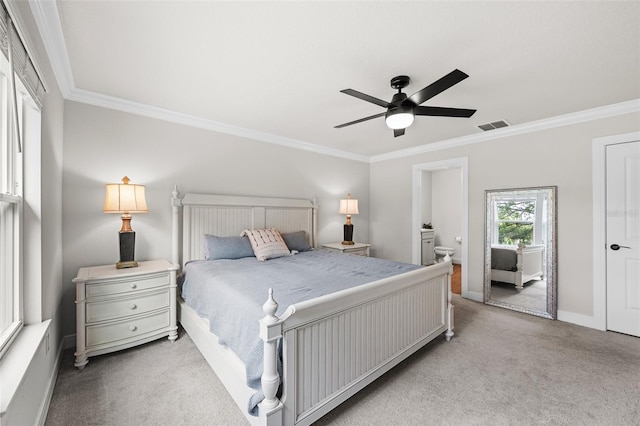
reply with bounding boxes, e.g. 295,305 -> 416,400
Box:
477,120 -> 510,131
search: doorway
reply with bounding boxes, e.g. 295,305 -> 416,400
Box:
412,157 -> 472,300
592,131 -> 640,334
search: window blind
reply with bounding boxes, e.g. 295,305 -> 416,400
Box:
0,1 -> 46,107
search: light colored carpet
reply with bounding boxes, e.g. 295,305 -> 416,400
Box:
45,295 -> 640,426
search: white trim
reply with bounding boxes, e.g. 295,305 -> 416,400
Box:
557,310 -> 603,331
465,291 -> 483,303
66,88 -> 370,163
591,131 -> 640,332
36,335 -> 64,426
56,89 -> 640,165
372,99 -> 640,163
412,157 -> 470,298
63,333 -> 75,350
28,0 -> 69,96
29,0 -> 640,163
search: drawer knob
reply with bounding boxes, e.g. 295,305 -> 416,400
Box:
129,304 -> 137,310
129,325 -> 137,332
130,283 -> 137,289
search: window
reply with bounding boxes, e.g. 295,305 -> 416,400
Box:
0,1 -> 45,359
492,193 -> 549,247
494,198 -> 536,245
0,54 -> 23,358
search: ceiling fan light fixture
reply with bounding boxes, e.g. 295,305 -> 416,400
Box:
385,106 -> 414,130
336,69 -> 476,136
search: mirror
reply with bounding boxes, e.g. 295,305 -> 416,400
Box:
484,186 -> 557,319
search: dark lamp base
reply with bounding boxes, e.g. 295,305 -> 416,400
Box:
342,223 -> 354,245
118,231 -> 138,269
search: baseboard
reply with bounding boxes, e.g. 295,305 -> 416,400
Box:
36,337 -> 64,426
462,291 -> 483,302
557,310 -> 605,331
63,334 -> 75,350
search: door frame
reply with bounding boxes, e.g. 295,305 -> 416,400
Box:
412,157 -> 473,300
592,131 -> 640,331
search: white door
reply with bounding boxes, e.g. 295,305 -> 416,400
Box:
606,140 -> 640,336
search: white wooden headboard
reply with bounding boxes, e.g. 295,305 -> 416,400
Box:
171,187 -> 317,269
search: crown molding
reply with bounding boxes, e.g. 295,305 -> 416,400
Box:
66,87 -> 370,162
30,1 -> 639,165
29,0 -> 73,97
370,99 -> 640,163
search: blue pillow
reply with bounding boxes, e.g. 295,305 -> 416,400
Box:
282,231 -> 312,252
203,234 -> 255,260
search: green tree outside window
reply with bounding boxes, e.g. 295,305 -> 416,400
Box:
496,200 -> 535,245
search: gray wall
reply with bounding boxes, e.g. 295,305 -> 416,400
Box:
61,102 -> 370,337
370,113 -> 640,320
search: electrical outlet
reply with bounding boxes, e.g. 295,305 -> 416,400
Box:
45,332 -> 50,354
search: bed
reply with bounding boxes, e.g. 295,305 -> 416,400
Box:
171,188 -> 454,426
491,242 -> 544,290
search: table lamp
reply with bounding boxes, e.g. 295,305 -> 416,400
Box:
103,176 -> 148,268
339,193 -> 359,245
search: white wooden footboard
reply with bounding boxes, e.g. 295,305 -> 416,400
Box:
491,243 -> 544,290
259,261 -> 454,425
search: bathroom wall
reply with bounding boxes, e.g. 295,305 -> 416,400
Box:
420,171 -> 433,227
430,168 -> 462,263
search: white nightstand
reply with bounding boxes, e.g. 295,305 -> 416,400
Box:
73,259 -> 179,369
321,242 -> 371,257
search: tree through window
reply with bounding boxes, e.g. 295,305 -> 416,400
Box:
495,199 -> 536,245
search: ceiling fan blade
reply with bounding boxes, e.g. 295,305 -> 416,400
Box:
414,106 -> 477,118
394,128 -> 405,137
340,89 -> 391,108
408,69 -> 469,106
334,112 -> 386,128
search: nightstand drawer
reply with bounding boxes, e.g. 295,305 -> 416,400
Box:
86,273 -> 170,298
86,289 -> 169,323
343,247 -> 368,256
86,309 -> 170,347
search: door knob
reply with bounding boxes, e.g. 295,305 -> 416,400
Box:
610,244 -> 631,250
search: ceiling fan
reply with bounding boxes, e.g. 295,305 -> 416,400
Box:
335,69 -> 477,137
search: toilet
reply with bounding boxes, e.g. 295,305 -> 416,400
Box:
434,246 -> 455,262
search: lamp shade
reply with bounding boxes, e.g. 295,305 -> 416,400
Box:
385,106 -> 415,130
103,176 -> 148,214
339,196 -> 359,215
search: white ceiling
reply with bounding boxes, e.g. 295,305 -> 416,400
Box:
33,1 -> 640,159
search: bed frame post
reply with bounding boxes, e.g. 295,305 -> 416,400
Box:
259,288 -> 284,425
445,260 -> 455,341
312,198 -> 318,249
515,241 -> 524,290
171,186 -> 181,269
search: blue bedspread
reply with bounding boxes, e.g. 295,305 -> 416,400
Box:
180,249 -> 421,415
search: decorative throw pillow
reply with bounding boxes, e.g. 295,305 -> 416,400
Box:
241,228 -> 291,261
282,231 -> 312,252
203,234 -> 255,260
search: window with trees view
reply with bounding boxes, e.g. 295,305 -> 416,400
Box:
495,199 -> 536,245
0,1 -> 45,358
